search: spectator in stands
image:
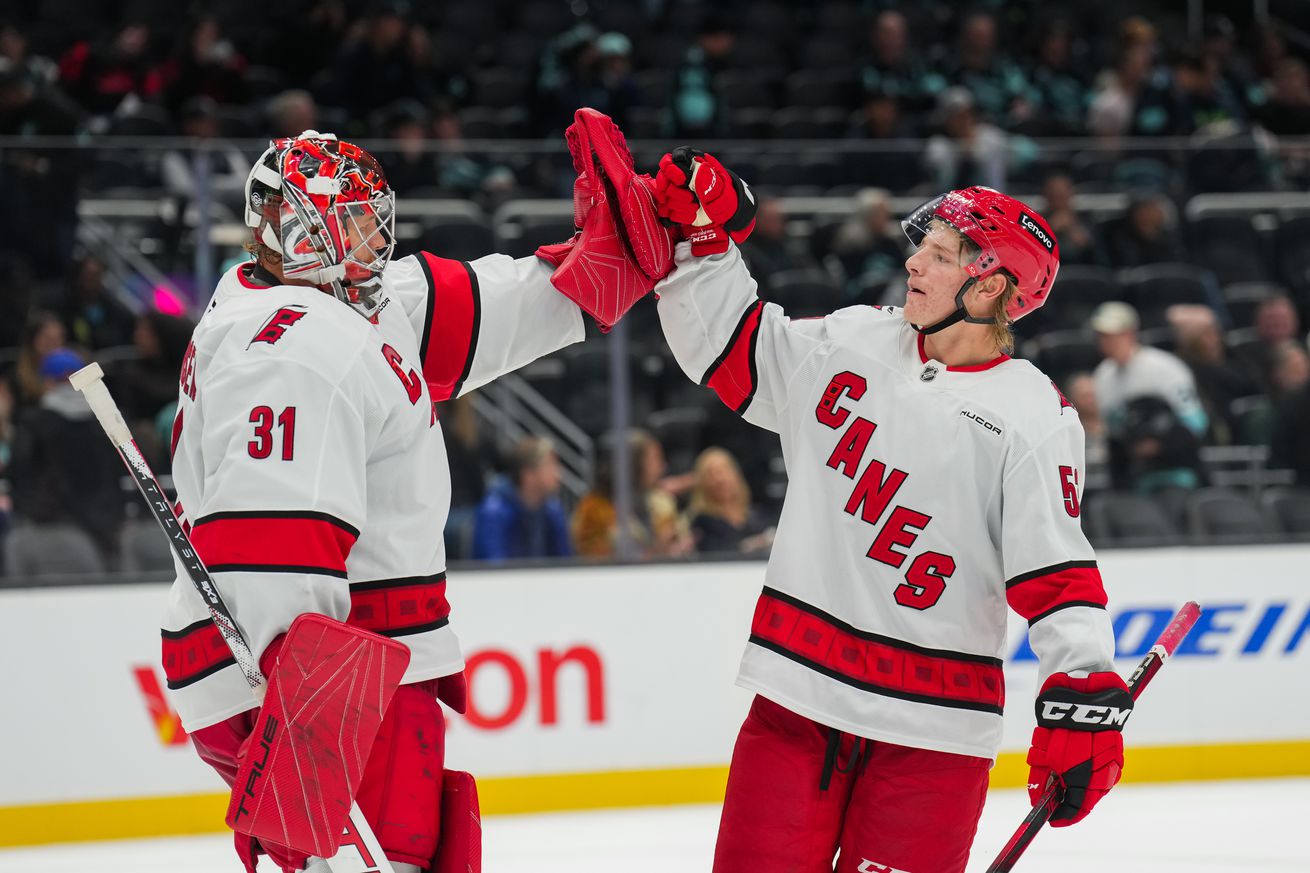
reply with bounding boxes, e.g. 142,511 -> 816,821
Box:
828,188 -> 904,296
430,101 -> 518,202
441,396 -> 495,559
0,24 -> 58,87
118,312 -> 194,464
161,97 -> 249,202
739,197 -> 811,287
57,22 -> 163,118
1041,172 -> 1098,265
1133,47 -> 1246,137
0,58 -> 83,279
1269,344 -> 1310,486
330,0 -> 421,118
1255,295 -> 1302,379
1269,340 -> 1310,399
160,16 -> 249,114
946,11 -> 1032,126
1087,20 -> 1158,140
572,429 -> 690,559
667,13 -> 734,138
1091,301 -> 1209,439
1170,304 -> 1261,445
472,436 -> 572,562
537,25 -> 639,136
1109,393 -> 1206,494
377,100 -> 436,195
686,447 -> 772,556
15,311 -> 67,408
10,348 -> 125,563
265,89 -> 318,138
1254,59 -> 1310,137
845,93 -> 924,191
1024,18 -> 1089,136
858,10 -> 945,115
1103,193 -> 1187,268
260,0 -> 349,83
62,255 -> 136,351
1065,373 -> 1110,488
924,86 -> 1008,190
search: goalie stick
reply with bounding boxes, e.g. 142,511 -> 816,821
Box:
985,600 -> 1202,872
70,362 -> 398,873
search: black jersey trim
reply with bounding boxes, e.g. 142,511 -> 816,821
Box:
160,617 -> 216,640
748,636 -> 1004,715
735,303 -> 764,416
761,586 -> 1003,667
377,616 -> 450,638
451,260 -> 482,398
192,510 -> 361,539
207,563 -> 349,579
349,571 -> 446,593
700,300 -> 761,387
1005,560 -> 1100,589
1027,600 -> 1108,627
417,254 -> 438,366
165,657 -> 238,690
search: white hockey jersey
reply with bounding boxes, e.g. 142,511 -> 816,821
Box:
656,244 -> 1116,760
163,253 -> 583,731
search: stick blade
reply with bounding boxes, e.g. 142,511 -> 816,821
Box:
226,614 -> 410,859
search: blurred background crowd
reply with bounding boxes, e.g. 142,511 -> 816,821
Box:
2,0 -> 1310,578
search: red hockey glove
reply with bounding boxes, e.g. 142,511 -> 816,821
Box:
654,147 -> 757,255
1027,671 -> 1134,827
537,108 -> 676,329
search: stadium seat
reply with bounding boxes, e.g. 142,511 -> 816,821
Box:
121,520 -> 174,573
495,213 -> 576,259
472,68 -> 531,109
765,269 -> 846,317
1084,492 -> 1183,546
646,406 -> 709,475
416,217 -> 495,263
1118,263 -> 1222,328
4,524 -> 105,578
1188,215 -> 1271,285
798,35 -> 858,70
1028,330 -> 1103,386
1185,487 -> 1278,543
1048,265 -> 1122,329
1275,216 -> 1310,292
716,71 -> 778,110
784,71 -> 858,108
1262,489 -> 1310,538
1222,282 -> 1281,328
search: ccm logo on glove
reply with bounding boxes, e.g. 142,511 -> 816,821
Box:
1035,685 -> 1134,731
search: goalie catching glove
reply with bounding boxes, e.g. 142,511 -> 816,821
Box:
654,147 -> 757,255
1026,671 -> 1134,827
536,107 -> 675,329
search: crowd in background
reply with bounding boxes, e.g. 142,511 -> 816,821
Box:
2,0 -> 1310,575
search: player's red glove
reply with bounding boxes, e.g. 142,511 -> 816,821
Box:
654,147 -> 757,256
1027,671 -> 1134,827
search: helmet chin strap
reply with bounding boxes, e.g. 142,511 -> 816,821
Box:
913,276 -> 993,336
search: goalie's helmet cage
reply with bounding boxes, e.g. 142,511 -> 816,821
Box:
902,186 -> 1060,332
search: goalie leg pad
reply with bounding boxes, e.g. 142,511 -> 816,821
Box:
431,769 -> 482,873
355,680 -> 447,868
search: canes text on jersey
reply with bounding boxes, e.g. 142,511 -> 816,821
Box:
815,371 -> 956,611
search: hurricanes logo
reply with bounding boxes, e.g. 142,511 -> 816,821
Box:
250,306 -> 308,347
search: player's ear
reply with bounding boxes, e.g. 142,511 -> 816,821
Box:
973,273 -> 1009,309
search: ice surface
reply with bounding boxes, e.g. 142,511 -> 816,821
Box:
1,780 -> 1305,872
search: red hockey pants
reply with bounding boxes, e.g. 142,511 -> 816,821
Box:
713,696 -> 990,873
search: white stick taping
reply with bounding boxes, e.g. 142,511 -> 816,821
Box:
68,363 -> 133,446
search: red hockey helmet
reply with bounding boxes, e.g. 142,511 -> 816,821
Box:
274,132 -> 396,318
901,186 -> 1060,330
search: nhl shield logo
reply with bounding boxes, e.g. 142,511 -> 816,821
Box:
920,365 -> 939,382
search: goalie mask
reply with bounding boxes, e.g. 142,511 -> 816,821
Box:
243,131 -> 396,319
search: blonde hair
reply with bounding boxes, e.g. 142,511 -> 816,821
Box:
687,447 -> 750,525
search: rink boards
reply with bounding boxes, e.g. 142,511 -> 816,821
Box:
2,544 -> 1308,846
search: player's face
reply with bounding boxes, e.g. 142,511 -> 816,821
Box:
903,227 -> 971,325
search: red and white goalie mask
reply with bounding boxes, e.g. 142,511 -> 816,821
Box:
252,131 -> 397,319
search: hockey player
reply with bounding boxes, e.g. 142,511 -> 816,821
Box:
163,125 -> 668,873
652,151 -> 1130,873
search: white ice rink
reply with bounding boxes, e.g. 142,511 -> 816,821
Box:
3,779 -> 1306,873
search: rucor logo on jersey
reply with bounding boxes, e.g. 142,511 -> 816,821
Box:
250,306 -> 308,347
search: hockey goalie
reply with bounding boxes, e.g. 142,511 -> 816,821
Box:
162,118 -> 672,872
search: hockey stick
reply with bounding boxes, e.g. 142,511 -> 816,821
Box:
70,362 -> 396,873
984,600 -> 1201,872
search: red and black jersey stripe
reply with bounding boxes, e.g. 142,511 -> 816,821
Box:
417,253 -> 481,402
161,618 -> 236,690
1006,560 -> 1107,626
750,587 -> 1005,714
190,510 -> 358,578
700,299 -> 763,416
348,572 -> 451,638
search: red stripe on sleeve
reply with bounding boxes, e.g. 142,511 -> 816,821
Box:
190,512 -> 358,576
161,620 -> 234,689
417,253 -> 480,402
703,301 -> 763,414
348,573 -> 451,638
1005,561 -> 1107,622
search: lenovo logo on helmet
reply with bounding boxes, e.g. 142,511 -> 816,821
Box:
1019,213 -> 1054,252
